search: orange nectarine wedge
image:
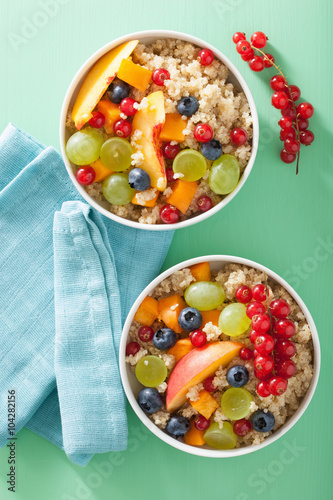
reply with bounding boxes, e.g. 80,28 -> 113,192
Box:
72,40 -> 138,130
166,341 -> 243,413
131,91 -> 167,191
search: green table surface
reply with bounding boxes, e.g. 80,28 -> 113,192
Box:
1,0 -> 332,498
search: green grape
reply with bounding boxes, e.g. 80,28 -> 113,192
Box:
102,173 -> 135,205
172,149 -> 207,182
100,137 -> 133,172
184,281 -> 225,311
135,356 -> 167,387
66,127 -> 104,165
209,154 -> 240,195
219,303 -> 251,337
221,387 -> 252,420
203,422 -> 237,450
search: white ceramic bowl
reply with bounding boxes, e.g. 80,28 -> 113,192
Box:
60,30 -> 259,231
119,255 -> 320,457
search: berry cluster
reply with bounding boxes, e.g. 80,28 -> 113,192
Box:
233,31 -> 315,174
236,283 -> 297,398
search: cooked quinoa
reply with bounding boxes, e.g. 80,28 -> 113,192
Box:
68,38 -> 253,225
126,263 -> 314,449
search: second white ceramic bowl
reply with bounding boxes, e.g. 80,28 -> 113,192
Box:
60,30 -> 259,231
119,255 -> 320,457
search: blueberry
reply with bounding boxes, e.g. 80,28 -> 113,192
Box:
153,328 -> 177,350
107,79 -> 130,104
201,139 -> 223,161
251,410 -> 275,432
166,416 -> 190,438
138,388 -> 163,414
178,307 -> 202,332
177,96 -> 199,117
128,168 -> 151,191
226,365 -> 249,388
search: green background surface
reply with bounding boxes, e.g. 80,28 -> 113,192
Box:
1,0 -> 332,498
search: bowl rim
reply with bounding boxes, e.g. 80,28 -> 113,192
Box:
119,255 -> 321,457
59,29 -> 259,231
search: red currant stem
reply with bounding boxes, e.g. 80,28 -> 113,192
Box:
250,45 -> 300,174
263,272 -> 276,376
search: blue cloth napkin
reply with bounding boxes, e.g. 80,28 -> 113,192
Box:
0,123 -> 173,466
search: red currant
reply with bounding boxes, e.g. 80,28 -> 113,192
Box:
272,91 -> 289,110
160,205 -> 180,224
246,301 -> 265,319
252,314 -> 271,333
297,102 -> 314,119
230,127 -> 248,145
249,56 -> 264,72
166,167 -> 176,183
281,105 -> 296,120
152,68 -> 170,86
197,48 -> 214,66
236,40 -> 252,56
233,419 -> 252,436
278,116 -> 293,130
274,319 -> 296,339
298,118 -> 309,131
254,354 -> 274,374
263,53 -> 275,68
126,342 -> 140,356
249,330 -> 260,343
254,333 -> 275,355
162,142 -> 180,159
300,130 -> 314,145
288,85 -> 301,102
269,376 -> 288,395
252,284 -> 267,302
270,299 -> 290,319
113,119 -> 132,138
197,195 -> 213,212
194,123 -> 213,143
280,128 -> 296,141
251,31 -> 267,48
240,347 -> 253,360
194,415 -> 210,431
255,368 -> 272,380
138,326 -> 154,342
232,32 -> 246,44
284,138 -> 300,154
119,97 -> 137,116
203,376 -> 215,393
241,49 -> 255,62
190,329 -> 207,347
89,111 -> 105,128
270,75 -> 286,91
235,285 -> 252,304
75,166 -> 96,185
280,149 -> 296,164
274,339 -> 296,359
276,359 -> 296,379
256,380 -> 271,397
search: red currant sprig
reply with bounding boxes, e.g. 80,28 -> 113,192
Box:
233,31 -> 315,174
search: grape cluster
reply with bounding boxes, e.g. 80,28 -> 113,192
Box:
233,31 -> 315,173
236,284 -> 297,398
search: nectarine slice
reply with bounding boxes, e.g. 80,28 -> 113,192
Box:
131,91 -> 167,191
72,40 -> 138,130
166,341 -> 243,413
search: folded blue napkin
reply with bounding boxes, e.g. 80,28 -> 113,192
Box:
0,123 -> 173,466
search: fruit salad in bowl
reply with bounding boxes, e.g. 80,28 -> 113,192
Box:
120,256 -> 320,456
60,30 -> 258,230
